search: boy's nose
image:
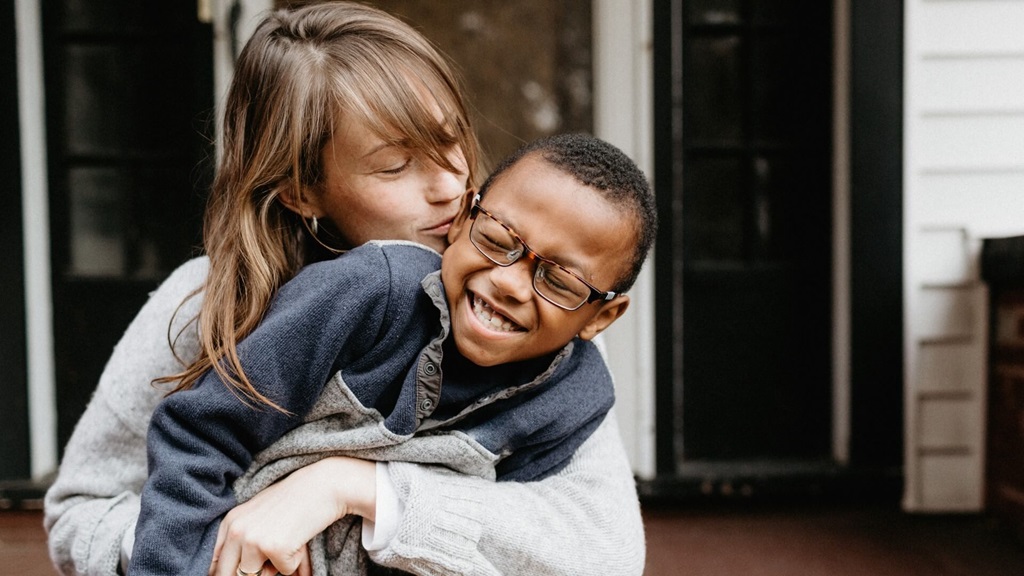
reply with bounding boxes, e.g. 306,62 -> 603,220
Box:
488,259 -> 535,304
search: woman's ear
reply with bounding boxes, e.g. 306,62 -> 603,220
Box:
447,188 -> 478,244
577,295 -> 630,342
278,184 -> 319,218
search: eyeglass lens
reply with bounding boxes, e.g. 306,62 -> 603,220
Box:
471,211 -> 591,309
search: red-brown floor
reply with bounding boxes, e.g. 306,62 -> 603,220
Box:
6,505 -> 1024,575
644,504 -> 1024,576
1,510 -> 50,575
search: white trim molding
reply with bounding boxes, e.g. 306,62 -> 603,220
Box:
16,0 -> 57,479
592,0 -> 656,479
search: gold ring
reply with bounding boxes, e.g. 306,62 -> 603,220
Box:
236,567 -> 263,576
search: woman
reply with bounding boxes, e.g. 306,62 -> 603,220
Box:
43,3 -> 645,576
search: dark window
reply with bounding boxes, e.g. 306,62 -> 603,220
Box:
654,0 -> 834,470
43,1 -> 213,454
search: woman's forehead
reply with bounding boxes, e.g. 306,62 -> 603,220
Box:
345,94 -> 454,148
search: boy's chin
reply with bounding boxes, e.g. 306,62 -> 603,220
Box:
453,337 -> 509,368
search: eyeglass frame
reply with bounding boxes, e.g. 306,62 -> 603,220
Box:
467,194 -> 618,311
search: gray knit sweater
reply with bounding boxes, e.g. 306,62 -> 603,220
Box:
44,256 -> 646,576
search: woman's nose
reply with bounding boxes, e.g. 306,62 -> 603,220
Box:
425,161 -> 467,205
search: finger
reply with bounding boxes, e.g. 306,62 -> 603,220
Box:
238,546 -> 269,576
214,537 -> 242,576
235,562 -> 271,576
296,547 -> 312,576
210,518 -> 230,575
264,547 -> 303,576
234,562 -> 269,576
270,545 -> 311,576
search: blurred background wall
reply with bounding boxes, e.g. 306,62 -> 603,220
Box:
364,1 -> 594,166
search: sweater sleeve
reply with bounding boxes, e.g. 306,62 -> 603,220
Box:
128,246 -> 404,575
370,408 -> 646,576
43,257 -> 209,576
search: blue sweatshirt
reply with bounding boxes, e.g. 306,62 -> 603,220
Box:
130,241 -> 615,575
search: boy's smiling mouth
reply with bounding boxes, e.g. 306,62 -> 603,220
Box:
469,292 -> 525,333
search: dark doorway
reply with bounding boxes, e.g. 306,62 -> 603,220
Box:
0,0 -> 30,480
653,1 -> 834,476
41,2 -> 213,454
848,0 -> 903,471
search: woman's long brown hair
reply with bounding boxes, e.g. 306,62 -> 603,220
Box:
155,2 -> 482,410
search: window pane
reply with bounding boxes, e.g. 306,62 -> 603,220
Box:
68,168 -> 125,276
685,37 -> 743,143
61,0 -> 191,34
750,154 -> 787,260
749,35 -> 798,142
68,166 -> 186,278
688,0 -> 742,25
65,45 -> 193,156
752,0 -> 821,26
685,156 -> 745,261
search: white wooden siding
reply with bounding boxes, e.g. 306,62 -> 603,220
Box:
904,0 -> 1024,512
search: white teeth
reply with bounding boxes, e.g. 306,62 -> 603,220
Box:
471,294 -> 519,332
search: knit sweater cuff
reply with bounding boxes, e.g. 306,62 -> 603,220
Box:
369,462 -> 491,575
72,492 -> 139,576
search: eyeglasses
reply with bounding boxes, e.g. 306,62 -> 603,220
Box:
468,195 -> 617,311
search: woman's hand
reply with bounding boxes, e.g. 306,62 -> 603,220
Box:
209,456 -> 377,576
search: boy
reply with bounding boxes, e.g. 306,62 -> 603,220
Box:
131,133 -> 657,575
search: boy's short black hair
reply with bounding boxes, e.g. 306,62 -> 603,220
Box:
478,133 -> 657,294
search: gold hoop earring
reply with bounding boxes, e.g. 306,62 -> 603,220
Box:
303,214 -> 347,255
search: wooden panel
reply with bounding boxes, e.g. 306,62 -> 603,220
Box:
915,115 -> 1024,169
916,0 -> 1024,54
916,341 -> 985,393
914,286 -> 978,339
915,173 -> 1024,236
919,397 -> 982,449
915,228 -> 972,285
904,0 -> 1024,513
918,58 -> 1024,112
919,452 -> 983,510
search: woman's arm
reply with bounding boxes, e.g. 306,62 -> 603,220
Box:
374,408 -> 646,576
43,257 -> 209,576
216,407 -> 645,576
211,456 -> 378,576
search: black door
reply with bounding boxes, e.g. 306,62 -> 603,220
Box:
0,0 -> 29,481
654,1 -> 834,476
42,2 -> 213,454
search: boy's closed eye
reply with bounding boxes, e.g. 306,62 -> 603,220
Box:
537,266 -> 576,297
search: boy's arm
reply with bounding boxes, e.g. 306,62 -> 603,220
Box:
128,247 -> 401,575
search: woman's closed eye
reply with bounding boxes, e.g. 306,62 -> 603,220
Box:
378,157 -> 412,175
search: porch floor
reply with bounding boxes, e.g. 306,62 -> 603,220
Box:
4,504 -> 1024,574
644,502 -> 1024,575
